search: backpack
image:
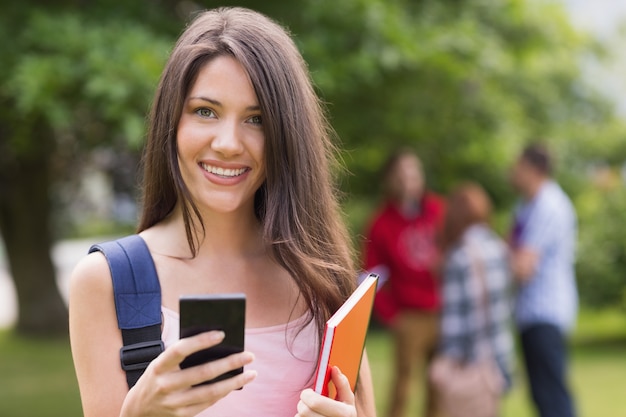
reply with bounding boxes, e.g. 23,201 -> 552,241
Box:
89,234 -> 164,389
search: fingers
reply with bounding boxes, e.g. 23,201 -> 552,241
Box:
296,390 -> 326,417
296,367 -> 356,417
330,366 -> 355,405
178,369 -> 257,415
148,331 -> 255,392
141,364 -> 257,416
154,331 -> 226,371
296,390 -> 355,417
133,331 -> 257,414
179,350 -> 256,388
122,330 -> 257,417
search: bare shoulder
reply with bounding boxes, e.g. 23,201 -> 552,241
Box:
69,250 -> 113,300
69,250 -> 117,338
69,251 -> 119,349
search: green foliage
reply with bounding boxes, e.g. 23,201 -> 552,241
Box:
286,0 -> 602,206
576,183 -> 626,309
1,10 -> 171,150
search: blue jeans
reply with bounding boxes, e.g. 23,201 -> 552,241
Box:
520,323 -> 576,417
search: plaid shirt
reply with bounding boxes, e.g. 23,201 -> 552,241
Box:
439,224 -> 515,387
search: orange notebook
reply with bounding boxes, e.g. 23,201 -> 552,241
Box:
313,273 -> 379,399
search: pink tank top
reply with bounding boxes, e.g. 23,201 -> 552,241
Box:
161,306 -> 319,417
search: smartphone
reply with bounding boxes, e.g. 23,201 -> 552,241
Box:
179,293 -> 246,386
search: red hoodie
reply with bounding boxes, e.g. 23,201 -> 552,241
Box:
364,192 -> 445,325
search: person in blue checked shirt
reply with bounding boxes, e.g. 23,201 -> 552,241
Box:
509,143 -> 578,417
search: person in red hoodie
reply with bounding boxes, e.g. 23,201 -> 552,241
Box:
363,148 -> 445,417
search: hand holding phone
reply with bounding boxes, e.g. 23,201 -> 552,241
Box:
179,294 -> 246,386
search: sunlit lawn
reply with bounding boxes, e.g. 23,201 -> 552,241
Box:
0,333 -> 82,417
368,333 -> 626,417
0,308 -> 625,417
368,308 -> 626,417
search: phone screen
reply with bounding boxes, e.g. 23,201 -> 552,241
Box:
179,293 -> 246,386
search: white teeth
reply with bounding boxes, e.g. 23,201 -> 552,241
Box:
201,163 -> 247,177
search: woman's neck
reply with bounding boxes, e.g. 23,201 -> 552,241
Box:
394,195 -> 422,218
154,203 -> 266,259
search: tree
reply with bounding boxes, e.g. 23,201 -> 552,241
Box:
0,3 -> 175,336
292,0 -> 600,195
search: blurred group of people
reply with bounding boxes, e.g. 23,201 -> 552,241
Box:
363,144 -> 578,417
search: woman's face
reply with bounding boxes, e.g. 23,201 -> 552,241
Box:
388,154 -> 424,202
176,55 -> 265,217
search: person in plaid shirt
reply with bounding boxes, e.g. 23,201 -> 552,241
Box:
438,183 -> 515,395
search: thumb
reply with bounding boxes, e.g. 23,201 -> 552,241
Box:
330,366 -> 355,405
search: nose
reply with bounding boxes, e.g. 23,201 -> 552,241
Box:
211,118 -> 244,157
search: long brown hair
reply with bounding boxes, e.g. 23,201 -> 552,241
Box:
137,7 -> 356,340
441,182 -> 492,254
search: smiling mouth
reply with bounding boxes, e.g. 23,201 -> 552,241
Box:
200,163 -> 249,178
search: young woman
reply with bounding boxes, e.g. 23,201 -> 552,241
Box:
434,183 -> 514,416
363,148 -> 445,417
69,7 -> 375,417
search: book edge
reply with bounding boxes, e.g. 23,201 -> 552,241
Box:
313,325 -> 335,393
326,274 -> 378,327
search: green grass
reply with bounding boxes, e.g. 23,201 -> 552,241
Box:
367,308 -> 626,417
367,331 -> 626,417
1,308 -> 625,417
0,332 -> 82,417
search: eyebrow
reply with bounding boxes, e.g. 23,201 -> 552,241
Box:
188,96 -> 261,112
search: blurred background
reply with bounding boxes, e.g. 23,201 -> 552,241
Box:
1,0 -> 625,416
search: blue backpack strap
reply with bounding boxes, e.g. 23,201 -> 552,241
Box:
89,234 -> 164,389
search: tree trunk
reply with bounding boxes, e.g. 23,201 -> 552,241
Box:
0,118 -> 68,337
